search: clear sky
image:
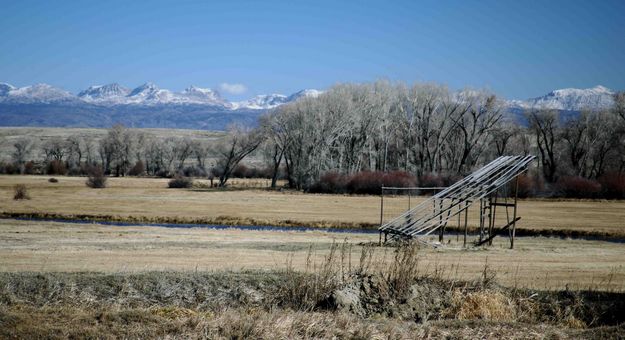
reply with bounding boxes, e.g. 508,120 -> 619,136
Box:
1,0 -> 624,101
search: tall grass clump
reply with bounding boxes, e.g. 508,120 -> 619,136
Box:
384,242 -> 421,298
274,242 -> 350,310
13,184 -> 30,200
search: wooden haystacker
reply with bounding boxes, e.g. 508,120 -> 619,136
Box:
379,155 -> 535,248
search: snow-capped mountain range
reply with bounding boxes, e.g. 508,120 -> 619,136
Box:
0,82 -> 618,130
506,85 -> 615,111
0,82 -> 322,110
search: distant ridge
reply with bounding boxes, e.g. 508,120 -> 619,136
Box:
506,85 -> 615,111
0,82 -> 619,130
0,82 -> 323,130
0,82 -> 322,110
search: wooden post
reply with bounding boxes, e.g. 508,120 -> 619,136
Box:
511,176 -> 519,249
457,204 -> 461,243
488,195 -> 497,246
438,198 -> 444,242
463,201 -> 468,247
379,188 -> 384,228
478,198 -> 484,243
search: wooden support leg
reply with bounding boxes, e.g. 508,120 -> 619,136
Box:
479,199 -> 484,243
463,202 -> 468,247
511,177 -> 519,249
438,199 -> 444,243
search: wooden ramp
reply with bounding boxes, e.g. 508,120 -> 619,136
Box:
379,155 -> 535,248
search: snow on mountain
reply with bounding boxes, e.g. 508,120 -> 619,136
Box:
0,83 -> 16,96
0,83 -> 76,104
508,85 -> 614,111
180,86 -> 227,105
234,94 -> 289,110
286,89 -> 323,102
125,82 -> 176,104
0,81 -> 323,109
78,83 -> 130,103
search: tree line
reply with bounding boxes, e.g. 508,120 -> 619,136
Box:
2,80 -> 625,197
260,81 -> 625,197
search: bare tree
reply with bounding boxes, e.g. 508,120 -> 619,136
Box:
215,125 -> 264,187
490,122 -> 519,157
43,137 -> 67,162
527,108 -> 559,182
12,138 -> 34,173
451,90 -> 503,172
561,112 -> 589,177
100,124 -> 134,176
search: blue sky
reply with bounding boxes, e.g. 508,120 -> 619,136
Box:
1,0 -> 624,101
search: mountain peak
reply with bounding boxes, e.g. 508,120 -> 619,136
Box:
0,82 -> 16,96
510,85 -> 615,111
78,83 -> 130,101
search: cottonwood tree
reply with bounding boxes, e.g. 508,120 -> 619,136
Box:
490,122 -> 519,157
190,140 -> 211,173
43,137 -> 67,162
585,110 -> 619,178
66,135 -> 85,170
173,137 -> 194,171
450,90 -> 503,172
100,124 -> 134,176
12,138 -> 34,173
215,125 -> 264,187
561,112 -> 590,177
527,108 -> 559,182
259,115 -> 285,188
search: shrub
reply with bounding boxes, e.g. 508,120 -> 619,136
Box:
599,172 -> 625,199
418,173 -> 445,188
310,172 -> 348,193
48,178 -> 59,183
46,160 -> 67,175
310,170 -> 417,195
67,166 -> 83,176
346,171 -> 384,194
155,169 -> 171,178
513,174 -> 539,198
128,161 -> 145,176
168,176 -> 193,188
1,162 -> 18,175
555,176 -> 601,198
182,165 -> 207,177
13,184 -> 30,200
232,164 -> 249,178
86,167 -> 107,189
23,161 -> 35,175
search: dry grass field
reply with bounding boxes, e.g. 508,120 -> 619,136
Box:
0,218 -> 623,291
1,174 -> 625,338
0,174 -> 624,291
1,175 -> 624,236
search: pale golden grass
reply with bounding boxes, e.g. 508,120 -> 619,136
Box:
4,304 -> 589,340
0,219 -> 623,291
1,175 -> 625,236
447,290 -> 516,321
